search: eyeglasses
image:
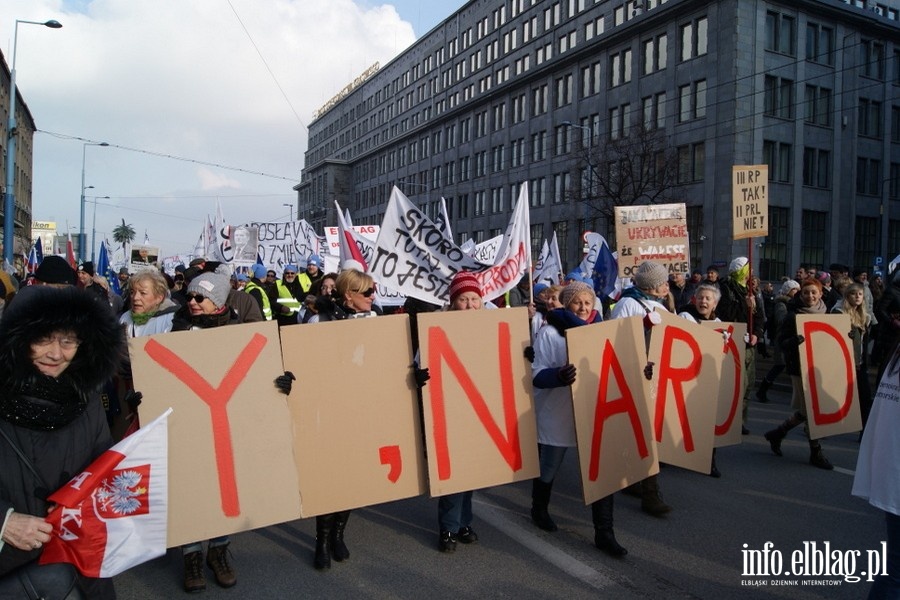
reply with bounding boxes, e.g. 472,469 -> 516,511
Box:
358,287 -> 376,298
266,273 -> 277,278
284,272 -> 297,276
34,335 -> 80,350
187,294 -> 207,304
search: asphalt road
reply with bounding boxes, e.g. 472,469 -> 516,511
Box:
114,374 -> 884,599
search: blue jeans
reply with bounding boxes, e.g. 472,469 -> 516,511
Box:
869,511 -> 900,599
538,443 -> 568,484
182,536 -> 229,554
438,491 -> 473,533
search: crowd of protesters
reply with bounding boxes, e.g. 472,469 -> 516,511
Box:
0,252 -> 898,598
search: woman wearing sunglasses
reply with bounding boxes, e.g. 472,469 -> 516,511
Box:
305,268 -> 377,570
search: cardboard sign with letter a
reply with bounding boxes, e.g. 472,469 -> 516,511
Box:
129,321 -> 302,547
281,314 -> 426,517
700,321 -> 746,448
567,316 -> 659,504
417,307 -> 539,497
647,311 -> 723,473
796,314 -> 863,439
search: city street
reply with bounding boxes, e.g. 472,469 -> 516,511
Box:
115,371 -> 883,599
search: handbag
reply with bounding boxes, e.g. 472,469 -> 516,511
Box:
0,427 -> 84,600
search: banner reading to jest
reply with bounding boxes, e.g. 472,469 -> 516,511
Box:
614,203 -> 688,278
369,186 -> 530,304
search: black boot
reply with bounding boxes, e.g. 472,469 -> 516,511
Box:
591,496 -> 627,557
314,514 -> 334,570
331,511 -> 350,562
809,440 -> 834,470
755,380 -> 772,403
709,448 -> 721,478
640,475 -> 671,516
530,479 -> 558,532
763,411 -> 804,457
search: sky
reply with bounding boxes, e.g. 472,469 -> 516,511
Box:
2,0 -> 462,259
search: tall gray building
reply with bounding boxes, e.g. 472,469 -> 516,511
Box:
297,0 -> 900,280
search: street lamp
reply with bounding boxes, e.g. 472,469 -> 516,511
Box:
283,203 -> 294,220
80,142 -> 109,262
562,120 -> 594,229
3,18 -> 62,265
88,195 -> 110,263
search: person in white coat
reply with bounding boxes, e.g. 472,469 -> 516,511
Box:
530,281 -> 626,556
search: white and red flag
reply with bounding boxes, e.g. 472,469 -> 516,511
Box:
39,408 -> 172,577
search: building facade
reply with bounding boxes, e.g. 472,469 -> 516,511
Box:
0,48 -> 36,269
297,0 -> 900,279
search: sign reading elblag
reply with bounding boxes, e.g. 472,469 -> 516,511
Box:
732,165 -> 769,240
614,203 -> 689,279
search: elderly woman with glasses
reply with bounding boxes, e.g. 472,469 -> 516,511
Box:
305,269 -> 377,569
0,286 -> 123,598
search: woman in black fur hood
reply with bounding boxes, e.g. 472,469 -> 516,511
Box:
0,285 -> 123,597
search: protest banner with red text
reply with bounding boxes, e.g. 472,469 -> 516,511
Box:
129,321 -> 302,546
614,204 -> 689,278
566,316 -> 659,504
417,308 -> 539,496
647,311 -> 723,473
281,314 -> 427,517
796,314 -> 863,439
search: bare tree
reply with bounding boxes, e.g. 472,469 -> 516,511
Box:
568,126 -> 682,223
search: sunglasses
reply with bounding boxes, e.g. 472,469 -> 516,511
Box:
284,271 -> 297,276
187,293 -> 207,304
358,287 -> 376,297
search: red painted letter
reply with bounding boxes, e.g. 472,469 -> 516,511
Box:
714,326 -> 742,436
144,333 -> 268,517
654,326 -> 702,451
803,320 -> 854,425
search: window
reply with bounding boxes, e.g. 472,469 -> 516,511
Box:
764,76 -> 793,119
643,34 -> 667,75
492,145 -> 505,172
553,172 -> 571,204
677,142 -> 705,183
609,104 -> 630,139
530,177 -> 546,207
763,140 -> 792,183
804,85 -> 832,127
531,131 -> 546,162
765,11 -> 794,55
582,62 -> 602,97
554,126 -> 571,155
805,23 -> 834,65
553,221 -> 568,264
491,188 -> 505,214
512,94 -> 527,123
800,210 -> 828,265
855,217 -> 877,270
857,157 -> 881,195
680,16 -> 708,61
892,106 -> 900,143
802,148 -> 831,188
531,223 -> 544,257
686,206 -> 703,272
861,39 -> 886,79
555,74 -> 572,107
511,138 -> 525,167
859,99 -> 883,138
890,163 -> 900,199
759,206 -> 789,280
493,103 -> 507,130
609,49 -> 632,87
532,85 -> 548,116
678,80 -> 706,122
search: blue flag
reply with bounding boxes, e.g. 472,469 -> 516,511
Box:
97,240 -> 121,296
591,240 -> 618,299
34,237 -> 44,264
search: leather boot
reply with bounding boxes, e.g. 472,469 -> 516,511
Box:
640,475 -> 671,516
809,440 -> 834,470
755,379 -> 772,403
591,496 -> 627,557
764,411 -> 805,457
206,543 -> 236,588
330,510 -> 350,562
183,550 -> 206,593
530,479 -> 558,532
709,448 -> 721,478
314,514 -> 334,570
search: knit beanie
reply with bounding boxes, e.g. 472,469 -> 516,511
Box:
779,279 -> 800,296
633,261 -> 668,291
188,272 -> 230,309
252,264 -> 268,280
728,256 -> 750,287
559,281 -> 596,309
35,256 -> 77,286
448,271 -> 482,303
77,261 -> 95,277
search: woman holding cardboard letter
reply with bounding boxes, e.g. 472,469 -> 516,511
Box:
764,277 -> 833,469
530,280 -> 627,556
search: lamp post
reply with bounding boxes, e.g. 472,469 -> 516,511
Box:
79,142 -> 108,262
3,18 -> 62,265
283,203 -> 294,220
562,120 -> 594,235
88,196 -> 110,263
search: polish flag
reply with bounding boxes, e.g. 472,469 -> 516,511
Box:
39,409 -> 172,578
65,233 -> 77,270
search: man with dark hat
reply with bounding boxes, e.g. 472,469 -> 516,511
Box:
34,256 -> 77,287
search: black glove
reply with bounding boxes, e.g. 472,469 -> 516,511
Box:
524,346 -> 535,363
644,362 -> 655,381
275,371 -> 296,395
414,367 -> 431,388
557,364 -> 577,386
123,390 -> 143,410
796,335 -> 805,345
